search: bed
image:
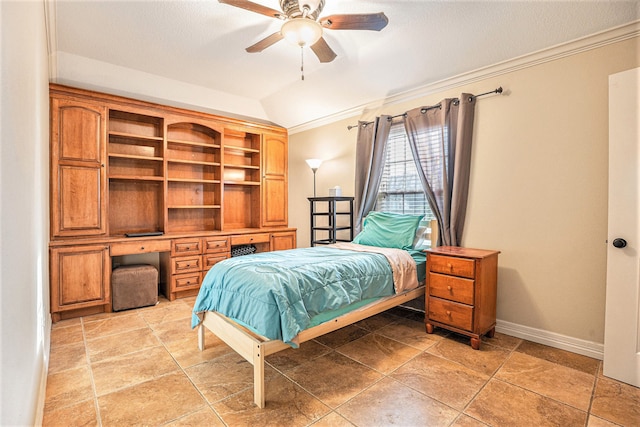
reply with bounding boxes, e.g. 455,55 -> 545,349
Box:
191,212 -> 431,407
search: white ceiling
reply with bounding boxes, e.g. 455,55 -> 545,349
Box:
51,0 -> 639,130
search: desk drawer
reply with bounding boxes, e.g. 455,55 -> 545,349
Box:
203,237 -> 229,254
429,272 -> 474,305
428,297 -> 473,332
429,255 -> 475,279
203,254 -> 229,270
110,239 -> 171,256
172,272 -> 201,291
171,255 -> 201,275
231,233 -> 270,245
172,238 -> 202,256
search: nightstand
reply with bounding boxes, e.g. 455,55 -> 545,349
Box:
425,246 -> 500,350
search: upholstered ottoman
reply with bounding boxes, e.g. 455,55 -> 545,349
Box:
112,264 -> 158,311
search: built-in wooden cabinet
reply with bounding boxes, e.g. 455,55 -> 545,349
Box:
222,128 -> 262,229
50,97 -> 107,238
166,119 -> 222,233
50,244 -> 110,322
270,231 -> 297,251
160,236 -> 230,301
107,109 -> 165,235
49,84 -> 294,320
262,133 -> 288,227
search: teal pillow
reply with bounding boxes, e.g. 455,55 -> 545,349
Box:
353,212 -> 423,250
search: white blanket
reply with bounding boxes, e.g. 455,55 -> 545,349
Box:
330,242 -> 419,293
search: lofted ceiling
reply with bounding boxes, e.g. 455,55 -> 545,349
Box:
49,0 -> 639,130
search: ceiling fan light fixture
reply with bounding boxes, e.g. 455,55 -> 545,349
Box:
281,18 -> 322,47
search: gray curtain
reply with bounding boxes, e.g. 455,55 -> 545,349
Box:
354,115 -> 392,233
403,94 -> 476,246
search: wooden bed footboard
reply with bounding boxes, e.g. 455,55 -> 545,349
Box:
197,286 -> 426,408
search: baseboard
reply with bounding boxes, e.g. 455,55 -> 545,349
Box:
495,319 -> 604,360
34,313 -> 52,426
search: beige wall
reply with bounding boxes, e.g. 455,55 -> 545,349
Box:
288,36 -> 639,344
1,1 -> 51,424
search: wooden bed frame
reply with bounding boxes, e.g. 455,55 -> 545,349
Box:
197,285 -> 426,408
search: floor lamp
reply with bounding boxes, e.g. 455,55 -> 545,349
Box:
305,158 -> 322,197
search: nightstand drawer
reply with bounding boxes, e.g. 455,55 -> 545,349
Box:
429,272 -> 474,305
428,297 -> 473,332
429,255 -> 475,278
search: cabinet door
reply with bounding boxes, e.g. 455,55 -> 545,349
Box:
261,133 -> 288,226
270,231 -> 296,251
50,245 -> 110,313
51,97 -> 107,237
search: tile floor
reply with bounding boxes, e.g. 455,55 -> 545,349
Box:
43,297 -> 640,426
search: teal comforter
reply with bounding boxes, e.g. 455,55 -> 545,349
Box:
191,246 -> 396,345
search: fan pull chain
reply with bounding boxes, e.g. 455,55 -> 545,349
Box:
300,46 -> 305,81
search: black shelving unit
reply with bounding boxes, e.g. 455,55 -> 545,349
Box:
308,196 -> 354,247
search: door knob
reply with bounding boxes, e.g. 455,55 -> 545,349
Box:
612,238 -> 627,248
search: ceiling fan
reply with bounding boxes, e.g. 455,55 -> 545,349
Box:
219,0 -> 389,64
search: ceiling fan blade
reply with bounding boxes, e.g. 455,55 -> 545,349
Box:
310,37 -> 337,63
319,12 -> 389,31
219,0 -> 285,19
246,32 -> 284,53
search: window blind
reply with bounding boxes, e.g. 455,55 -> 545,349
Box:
374,122 -> 436,249
375,122 -> 434,220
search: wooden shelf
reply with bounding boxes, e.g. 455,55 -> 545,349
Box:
109,110 -> 163,140
109,175 -> 164,181
108,153 -> 163,162
167,138 -> 220,149
224,180 -> 260,186
168,178 -> 220,184
225,145 -> 260,154
109,131 -> 163,142
224,164 -> 260,170
169,158 -> 220,167
168,205 -> 221,209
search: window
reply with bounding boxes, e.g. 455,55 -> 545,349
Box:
375,121 -> 436,248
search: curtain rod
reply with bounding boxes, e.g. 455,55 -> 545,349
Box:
347,86 -> 503,130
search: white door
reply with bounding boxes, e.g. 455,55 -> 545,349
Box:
604,67 -> 640,387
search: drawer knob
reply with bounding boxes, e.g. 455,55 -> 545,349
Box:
447,285 -> 452,291
446,310 -> 451,316
141,246 -> 144,250
447,263 -> 453,270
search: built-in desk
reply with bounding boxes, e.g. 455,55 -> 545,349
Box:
50,228 -> 296,322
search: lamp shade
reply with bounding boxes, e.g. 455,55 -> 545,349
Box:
281,18 -> 323,47
305,158 -> 322,170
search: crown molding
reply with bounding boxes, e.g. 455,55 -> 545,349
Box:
289,19 -> 640,135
